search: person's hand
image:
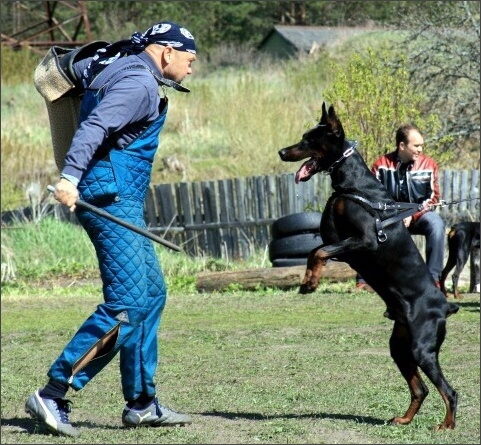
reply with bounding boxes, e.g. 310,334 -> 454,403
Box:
422,199 -> 434,211
403,215 -> 413,228
52,178 -> 79,212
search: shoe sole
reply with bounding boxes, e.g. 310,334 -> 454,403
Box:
25,406 -> 60,436
123,420 -> 190,428
123,422 -> 190,428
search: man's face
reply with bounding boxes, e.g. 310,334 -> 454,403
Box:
163,48 -> 196,84
398,129 -> 424,163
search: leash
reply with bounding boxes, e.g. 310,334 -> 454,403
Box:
432,197 -> 480,207
343,194 -> 480,243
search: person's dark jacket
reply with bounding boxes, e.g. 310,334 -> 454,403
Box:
372,151 -> 441,223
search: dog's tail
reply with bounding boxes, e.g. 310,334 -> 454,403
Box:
447,302 -> 460,318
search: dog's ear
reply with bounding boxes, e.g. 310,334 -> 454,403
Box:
328,105 -> 337,120
320,103 -> 344,138
320,102 -> 328,125
327,105 -> 344,139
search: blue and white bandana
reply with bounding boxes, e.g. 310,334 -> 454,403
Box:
82,21 -> 195,93
131,21 -> 196,54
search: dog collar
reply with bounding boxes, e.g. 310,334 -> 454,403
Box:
325,142 -> 356,174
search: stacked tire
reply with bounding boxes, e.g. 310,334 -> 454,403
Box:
269,212 -> 323,267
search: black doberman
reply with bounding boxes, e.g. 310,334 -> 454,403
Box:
440,221 -> 480,299
278,102 -> 459,430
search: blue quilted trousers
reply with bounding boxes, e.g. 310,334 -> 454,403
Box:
48,87 -> 168,401
47,197 -> 166,400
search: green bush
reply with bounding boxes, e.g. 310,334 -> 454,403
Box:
323,46 -> 454,167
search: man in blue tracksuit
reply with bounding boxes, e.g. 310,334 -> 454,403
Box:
25,22 -> 197,437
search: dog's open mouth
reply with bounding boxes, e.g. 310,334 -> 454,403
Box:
295,158 -> 320,183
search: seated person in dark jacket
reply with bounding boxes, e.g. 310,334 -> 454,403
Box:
356,123 -> 445,293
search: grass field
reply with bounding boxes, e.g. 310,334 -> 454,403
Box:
1,282 -> 479,444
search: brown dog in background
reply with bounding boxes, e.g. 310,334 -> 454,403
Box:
440,221 -> 480,299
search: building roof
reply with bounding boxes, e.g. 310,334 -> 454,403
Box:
258,25 -> 377,55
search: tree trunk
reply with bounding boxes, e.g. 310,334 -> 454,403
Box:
196,261 -> 355,292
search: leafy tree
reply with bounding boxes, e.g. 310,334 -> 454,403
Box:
392,0 -> 480,168
323,46 -> 451,168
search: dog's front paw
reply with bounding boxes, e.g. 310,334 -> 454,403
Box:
299,284 -> 316,294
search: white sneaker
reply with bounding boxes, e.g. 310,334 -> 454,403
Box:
122,398 -> 192,427
25,390 -> 79,437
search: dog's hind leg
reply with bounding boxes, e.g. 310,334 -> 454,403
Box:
411,316 -> 458,430
451,246 -> 470,299
440,229 -> 458,297
440,256 -> 456,298
388,322 -> 429,426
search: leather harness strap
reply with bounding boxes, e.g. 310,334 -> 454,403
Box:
324,146 -> 475,243
340,193 -> 423,243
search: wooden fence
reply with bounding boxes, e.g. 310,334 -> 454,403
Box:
143,169 -> 479,259
2,169 -> 478,260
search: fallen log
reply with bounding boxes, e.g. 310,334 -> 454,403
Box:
196,261 -> 356,292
